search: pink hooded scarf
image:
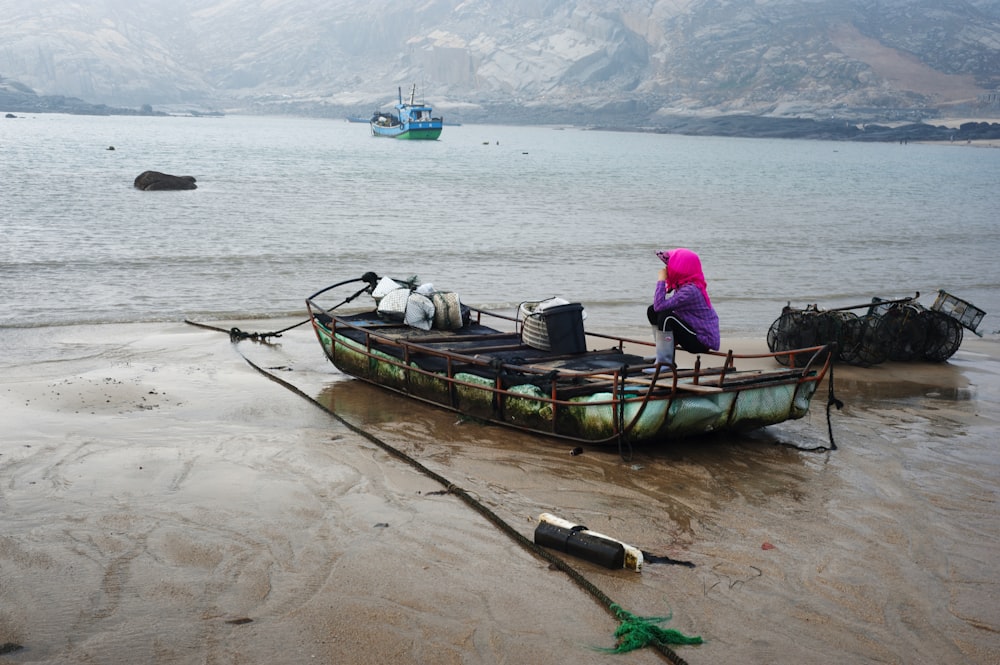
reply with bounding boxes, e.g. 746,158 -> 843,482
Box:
657,248 -> 712,307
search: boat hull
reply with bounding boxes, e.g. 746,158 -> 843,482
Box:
370,122 -> 443,140
308,308 -> 828,445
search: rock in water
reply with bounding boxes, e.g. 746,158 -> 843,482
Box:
133,170 -> 197,190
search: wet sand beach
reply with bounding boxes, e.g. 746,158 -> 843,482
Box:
2,320 -> 998,664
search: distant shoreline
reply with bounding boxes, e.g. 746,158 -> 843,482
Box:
5,97 -> 1000,144
917,138 -> 1000,148
601,114 -> 1000,143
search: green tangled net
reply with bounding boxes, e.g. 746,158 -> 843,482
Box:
599,603 -> 703,654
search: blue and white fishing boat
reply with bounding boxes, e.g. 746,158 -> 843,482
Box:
369,84 -> 443,140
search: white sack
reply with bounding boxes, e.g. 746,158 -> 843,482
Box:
376,287 -> 410,320
404,293 -> 436,330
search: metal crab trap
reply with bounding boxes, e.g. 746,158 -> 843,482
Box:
767,290 -> 984,366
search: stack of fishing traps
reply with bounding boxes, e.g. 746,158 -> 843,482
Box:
767,290 -> 985,366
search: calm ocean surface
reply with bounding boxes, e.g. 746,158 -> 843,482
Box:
2,113 -> 998,337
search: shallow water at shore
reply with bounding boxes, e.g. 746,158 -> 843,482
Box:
3,114 -> 1000,335
2,319 -> 998,664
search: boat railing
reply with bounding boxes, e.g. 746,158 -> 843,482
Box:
466,305 -> 518,325
322,312 -> 831,395
312,299 -> 831,384
551,325 -> 832,380
317,299 -> 832,385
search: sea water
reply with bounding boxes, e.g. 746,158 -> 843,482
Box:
1,112 -> 998,336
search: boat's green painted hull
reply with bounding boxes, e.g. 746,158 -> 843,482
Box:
395,127 -> 442,140
313,322 -> 820,445
370,124 -> 442,140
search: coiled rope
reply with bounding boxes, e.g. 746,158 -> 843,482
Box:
184,319 -> 702,662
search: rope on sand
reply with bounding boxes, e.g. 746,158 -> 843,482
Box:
184,319 -> 702,662
183,318 -> 309,342
772,361 -> 842,454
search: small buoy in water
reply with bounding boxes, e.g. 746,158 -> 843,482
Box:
762,542 -> 776,550
107,146 -> 115,150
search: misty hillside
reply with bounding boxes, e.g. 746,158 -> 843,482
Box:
1,0 -> 999,124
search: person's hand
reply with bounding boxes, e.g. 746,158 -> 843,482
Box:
657,267 -> 668,282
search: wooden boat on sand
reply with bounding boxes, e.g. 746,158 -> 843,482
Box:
306,274 -> 834,446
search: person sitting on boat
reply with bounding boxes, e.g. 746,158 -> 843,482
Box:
646,248 -> 720,364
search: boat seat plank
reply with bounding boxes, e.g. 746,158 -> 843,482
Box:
569,371 -> 725,393
401,332 -> 522,345
673,382 -> 724,393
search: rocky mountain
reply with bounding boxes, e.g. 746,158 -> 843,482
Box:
1,0 -> 998,125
